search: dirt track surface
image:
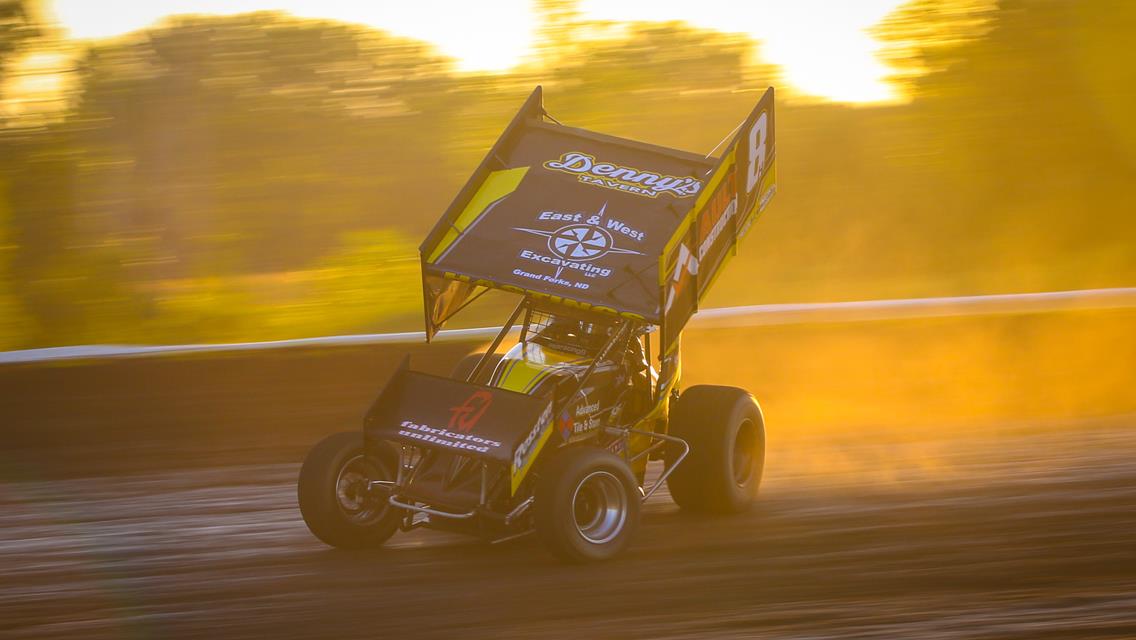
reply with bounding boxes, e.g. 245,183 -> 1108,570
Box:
3,416 -> 1134,639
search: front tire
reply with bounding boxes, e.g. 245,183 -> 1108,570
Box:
534,447 -> 640,563
298,431 -> 402,549
666,385 -> 765,514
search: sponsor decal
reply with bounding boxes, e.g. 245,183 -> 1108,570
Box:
512,203 -> 644,289
544,152 -> 702,198
397,420 -> 503,454
607,437 -> 626,456
512,403 -> 554,493
516,249 -> 612,280
558,401 -> 603,441
572,401 -> 603,435
758,182 -> 777,214
663,242 -> 698,315
536,338 -> 589,358
441,270 -> 648,321
448,389 -> 493,432
658,353 -> 679,392
558,407 -> 573,441
513,405 -> 551,470
576,401 -> 600,416
695,172 -> 738,262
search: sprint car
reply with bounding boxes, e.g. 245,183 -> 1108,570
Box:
298,86 -> 778,562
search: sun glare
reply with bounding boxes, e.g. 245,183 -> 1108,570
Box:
47,0 -> 904,101
49,0 -> 537,72
578,0 -> 907,103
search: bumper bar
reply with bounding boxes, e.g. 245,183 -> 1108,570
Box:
388,496 -> 477,520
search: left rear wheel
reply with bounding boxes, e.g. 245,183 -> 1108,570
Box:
298,431 -> 402,548
534,446 -> 640,563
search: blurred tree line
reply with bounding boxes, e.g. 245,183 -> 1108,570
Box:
0,0 -> 1132,348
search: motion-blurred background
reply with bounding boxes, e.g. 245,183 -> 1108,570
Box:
1,0 -> 1132,350
3,4 -> 1135,637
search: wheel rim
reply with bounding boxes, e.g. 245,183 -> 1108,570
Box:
334,455 -> 387,525
571,470 -> 628,545
732,419 -> 757,487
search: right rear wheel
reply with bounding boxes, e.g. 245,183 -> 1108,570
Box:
666,385 -> 765,513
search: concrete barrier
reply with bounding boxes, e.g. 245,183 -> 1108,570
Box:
2,288 -> 1132,479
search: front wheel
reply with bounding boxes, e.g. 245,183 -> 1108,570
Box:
297,431 -> 403,548
666,385 -> 765,514
534,446 -> 641,563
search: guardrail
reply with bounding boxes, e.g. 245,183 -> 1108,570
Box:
2,287 -> 1133,365
691,287 -> 1136,327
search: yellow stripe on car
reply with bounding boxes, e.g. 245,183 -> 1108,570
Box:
510,408 -> 554,495
426,167 -> 529,263
493,350 -> 585,395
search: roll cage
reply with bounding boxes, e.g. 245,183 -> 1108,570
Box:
464,296 -> 664,413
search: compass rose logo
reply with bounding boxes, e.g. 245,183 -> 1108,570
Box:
548,224 -> 618,260
514,207 -> 643,264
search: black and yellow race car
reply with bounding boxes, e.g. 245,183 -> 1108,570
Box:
298,86 -> 778,562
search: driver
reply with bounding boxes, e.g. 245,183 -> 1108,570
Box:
535,314 -> 613,355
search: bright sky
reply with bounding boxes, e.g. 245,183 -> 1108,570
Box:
50,0 -> 538,71
579,0 -> 906,103
47,0 -> 906,103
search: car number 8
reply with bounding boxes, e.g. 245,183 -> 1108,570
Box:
745,112 -> 768,195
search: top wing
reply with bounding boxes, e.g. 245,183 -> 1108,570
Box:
419,86 -> 776,341
420,87 -> 713,335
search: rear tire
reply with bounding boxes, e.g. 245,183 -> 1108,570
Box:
666,385 -> 765,514
534,447 -> 640,563
298,431 -> 402,549
451,352 -> 503,384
